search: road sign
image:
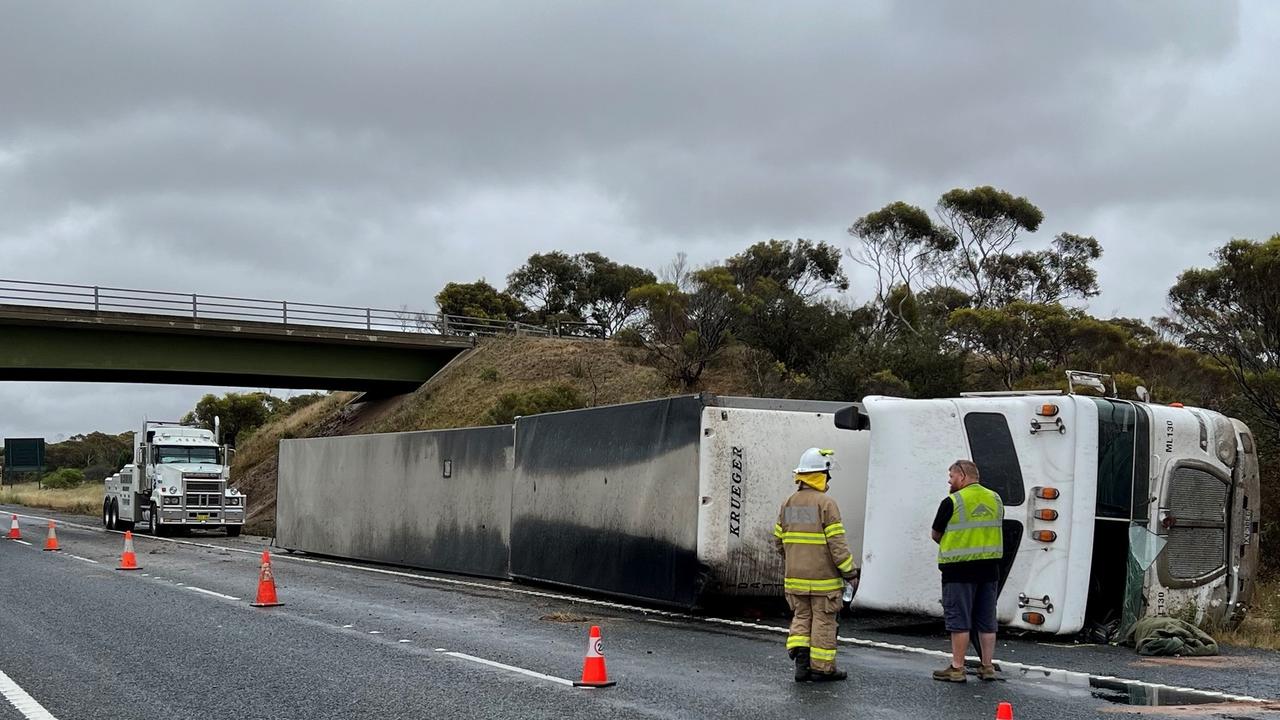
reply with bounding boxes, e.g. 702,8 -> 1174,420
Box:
4,437 -> 46,472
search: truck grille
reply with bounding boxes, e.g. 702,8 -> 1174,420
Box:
1165,466 -> 1227,579
185,481 -> 223,493
1167,468 -> 1226,523
1166,527 -> 1226,579
186,493 -> 223,507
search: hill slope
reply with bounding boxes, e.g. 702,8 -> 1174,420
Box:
234,336 -> 755,534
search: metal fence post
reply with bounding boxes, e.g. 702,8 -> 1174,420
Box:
93,286 -> 100,311
192,294 -> 198,319
282,301 -> 288,325
366,308 -> 372,330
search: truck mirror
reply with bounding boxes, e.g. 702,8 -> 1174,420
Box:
834,405 -> 870,431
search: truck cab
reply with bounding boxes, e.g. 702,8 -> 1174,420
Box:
103,420 -> 246,537
849,382 -> 1260,636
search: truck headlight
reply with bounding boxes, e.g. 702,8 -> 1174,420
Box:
225,497 -> 240,506
162,496 -> 181,506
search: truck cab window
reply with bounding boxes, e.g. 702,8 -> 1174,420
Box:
155,446 -> 220,464
962,412 -> 1026,506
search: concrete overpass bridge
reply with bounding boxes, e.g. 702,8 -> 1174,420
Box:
0,279 -> 589,396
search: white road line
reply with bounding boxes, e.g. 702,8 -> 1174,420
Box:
63,554 -> 99,564
5,509 -> 1269,703
184,586 -> 240,601
445,652 -> 575,687
11,540 -> 31,546
0,667 -> 59,719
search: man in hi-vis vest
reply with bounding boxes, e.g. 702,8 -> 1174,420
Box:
930,459 -> 1004,683
774,447 -> 859,682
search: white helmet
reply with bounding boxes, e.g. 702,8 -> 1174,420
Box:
794,447 -> 835,474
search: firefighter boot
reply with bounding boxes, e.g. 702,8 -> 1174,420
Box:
790,648 -> 812,682
809,668 -> 849,682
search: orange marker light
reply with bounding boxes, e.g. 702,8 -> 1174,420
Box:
1037,404 -> 1060,417
1033,530 -> 1058,542
1170,402 -> 1184,408
1035,487 -> 1060,500
1022,612 -> 1046,625
1035,509 -> 1059,521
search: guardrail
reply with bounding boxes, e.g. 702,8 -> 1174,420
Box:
0,278 -> 606,339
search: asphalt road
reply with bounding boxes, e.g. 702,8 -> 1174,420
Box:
1,507 -> 1276,720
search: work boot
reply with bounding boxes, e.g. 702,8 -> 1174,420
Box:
932,663 -> 966,683
792,648 -> 811,682
979,664 -> 998,682
808,668 -> 848,682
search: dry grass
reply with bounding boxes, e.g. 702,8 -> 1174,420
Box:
1214,576 -> 1280,651
0,482 -> 103,517
369,336 -> 673,433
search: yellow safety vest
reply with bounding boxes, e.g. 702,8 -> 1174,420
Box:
938,483 -> 1004,564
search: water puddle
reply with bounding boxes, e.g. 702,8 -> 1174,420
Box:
1013,666 -> 1265,708
1088,677 -> 1233,706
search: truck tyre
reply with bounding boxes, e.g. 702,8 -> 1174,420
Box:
148,503 -> 166,536
226,525 -> 242,538
103,499 -> 115,530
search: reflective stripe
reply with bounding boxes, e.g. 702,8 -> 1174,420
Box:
836,555 -> 855,573
784,577 -> 844,592
823,523 -> 845,538
780,530 -> 827,545
809,647 -> 837,661
786,635 -> 810,649
782,537 -> 827,545
939,545 -> 1005,559
947,519 -> 1004,530
773,523 -> 784,539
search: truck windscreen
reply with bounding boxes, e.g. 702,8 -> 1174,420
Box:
1093,399 -> 1139,519
156,446 -> 219,464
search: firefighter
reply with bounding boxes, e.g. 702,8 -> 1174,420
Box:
774,447 -> 859,682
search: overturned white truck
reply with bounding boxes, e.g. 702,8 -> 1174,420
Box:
276,384 -> 1260,635
842,382 -> 1260,635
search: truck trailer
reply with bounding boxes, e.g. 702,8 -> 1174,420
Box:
103,420 -> 246,536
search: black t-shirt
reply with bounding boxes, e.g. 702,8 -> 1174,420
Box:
932,497 -> 1002,584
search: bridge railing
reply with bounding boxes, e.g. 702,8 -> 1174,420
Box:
0,279 -> 606,339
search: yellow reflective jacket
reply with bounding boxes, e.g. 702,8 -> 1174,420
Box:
774,484 -> 857,595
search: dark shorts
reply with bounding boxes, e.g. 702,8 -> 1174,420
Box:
942,580 -> 998,633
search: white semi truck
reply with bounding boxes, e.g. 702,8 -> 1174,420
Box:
102,420 -> 246,537
836,373 -> 1261,635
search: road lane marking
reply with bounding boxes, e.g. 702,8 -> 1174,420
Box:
444,652 -> 575,687
63,554 -> 99,564
5,508 -> 1268,703
11,540 -> 31,546
185,586 -> 240,601
0,667 -> 59,719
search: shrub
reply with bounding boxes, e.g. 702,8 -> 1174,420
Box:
43,468 -> 87,489
485,385 -> 585,425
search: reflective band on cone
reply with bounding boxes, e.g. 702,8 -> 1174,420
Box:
573,625 -> 616,688
7,515 -> 20,540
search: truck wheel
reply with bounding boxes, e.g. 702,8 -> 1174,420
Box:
103,500 -> 114,530
148,503 -> 165,536
226,525 -> 242,538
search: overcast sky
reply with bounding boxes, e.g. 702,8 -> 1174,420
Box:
2,1 -> 1277,441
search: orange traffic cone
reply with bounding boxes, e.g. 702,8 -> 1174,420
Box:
250,550 -> 284,607
7,514 -> 20,540
573,625 -> 617,688
117,531 -> 140,570
996,701 -> 1014,719
42,520 -> 60,551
